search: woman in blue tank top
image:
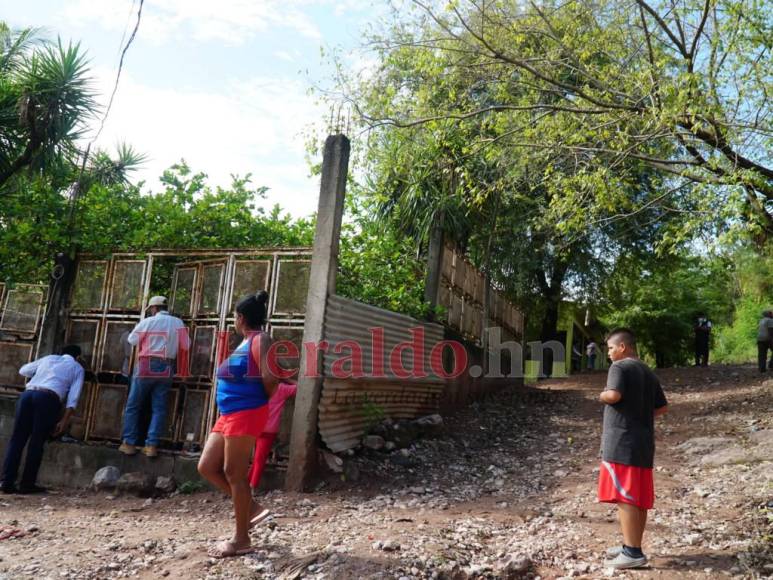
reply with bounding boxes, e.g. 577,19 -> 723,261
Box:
198,290 -> 279,558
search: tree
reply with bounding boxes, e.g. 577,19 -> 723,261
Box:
600,252 -> 733,366
333,21 -> 690,371
351,0 -> 771,239
0,23 -> 97,190
0,161 -> 315,284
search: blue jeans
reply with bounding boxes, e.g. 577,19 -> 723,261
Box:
2,390 -> 61,488
121,358 -> 173,446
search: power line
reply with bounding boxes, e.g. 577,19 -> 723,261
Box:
94,0 -> 144,144
67,0 -> 144,245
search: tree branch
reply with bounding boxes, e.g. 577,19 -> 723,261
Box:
688,0 -> 712,69
634,0 -> 689,57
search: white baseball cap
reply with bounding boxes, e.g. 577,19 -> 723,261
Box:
147,295 -> 168,309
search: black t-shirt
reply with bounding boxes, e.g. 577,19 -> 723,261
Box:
601,358 -> 667,468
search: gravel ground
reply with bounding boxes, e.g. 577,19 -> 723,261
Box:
0,364 -> 771,579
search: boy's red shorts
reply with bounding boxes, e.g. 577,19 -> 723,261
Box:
598,461 -> 654,510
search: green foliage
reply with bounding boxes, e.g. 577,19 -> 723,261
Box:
0,162 -> 316,284
713,248 -> 773,363
0,23 -> 97,189
177,480 -> 207,495
600,244 -> 773,367
333,10 -> 695,337
361,395 -> 386,433
337,192 -> 432,319
600,254 -> 733,367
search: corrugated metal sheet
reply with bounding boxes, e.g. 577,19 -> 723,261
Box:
323,295 -> 445,381
319,295 -> 446,452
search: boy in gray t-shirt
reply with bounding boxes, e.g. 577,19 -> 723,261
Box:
598,328 -> 668,570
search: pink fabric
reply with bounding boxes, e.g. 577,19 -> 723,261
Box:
265,382 -> 297,434
248,382 -> 296,489
249,432 -> 277,488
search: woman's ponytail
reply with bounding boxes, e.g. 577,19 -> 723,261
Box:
235,290 -> 269,329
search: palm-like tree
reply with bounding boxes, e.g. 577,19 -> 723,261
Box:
0,23 -> 98,191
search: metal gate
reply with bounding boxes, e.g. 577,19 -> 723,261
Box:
63,249 -> 311,447
0,283 -> 48,394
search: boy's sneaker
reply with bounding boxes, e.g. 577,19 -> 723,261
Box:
605,545 -> 624,558
605,552 -> 648,570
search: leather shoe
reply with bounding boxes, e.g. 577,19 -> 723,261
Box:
141,445 -> 158,458
118,442 -> 138,455
1,484 -> 17,494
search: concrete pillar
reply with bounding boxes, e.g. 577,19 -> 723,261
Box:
286,134 -> 349,492
37,253 -> 77,356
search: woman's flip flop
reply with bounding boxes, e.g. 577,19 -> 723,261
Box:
209,540 -> 255,558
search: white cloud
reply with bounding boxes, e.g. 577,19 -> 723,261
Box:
63,0 -> 323,45
88,68 -> 326,217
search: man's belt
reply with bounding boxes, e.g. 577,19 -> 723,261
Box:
138,356 -> 175,363
26,386 -> 62,401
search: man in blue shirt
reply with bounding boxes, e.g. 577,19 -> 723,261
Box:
1,344 -> 85,494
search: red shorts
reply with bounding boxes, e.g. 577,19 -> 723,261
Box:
598,461 -> 654,510
211,406 -> 268,438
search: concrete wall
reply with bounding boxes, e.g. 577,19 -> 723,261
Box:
439,329 -> 522,413
0,395 -> 285,491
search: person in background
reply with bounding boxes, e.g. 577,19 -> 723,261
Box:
1,345 -> 85,494
756,310 -> 773,373
119,295 -> 189,458
693,313 -> 712,367
586,340 -> 598,371
197,291 -> 279,558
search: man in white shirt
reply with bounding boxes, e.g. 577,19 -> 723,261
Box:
1,345 -> 84,494
119,296 -> 189,458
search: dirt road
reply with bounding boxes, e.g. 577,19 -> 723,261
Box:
1,365 -> 771,579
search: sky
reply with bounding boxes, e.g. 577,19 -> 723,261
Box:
5,0 -> 381,217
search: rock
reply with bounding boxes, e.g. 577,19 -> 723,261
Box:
116,472 -> 156,497
380,539 -> 401,551
91,466 -> 120,491
321,450 -> 344,473
749,430 -> 773,459
363,435 -> 386,450
499,556 -> 531,578
414,414 -> 444,437
700,446 -> 757,466
685,533 -> 702,546
678,437 -> 734,455
155,476 -> 176,495
391,422 -> 421,448
385,441 -> 396,451
343,461 -> 361,482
